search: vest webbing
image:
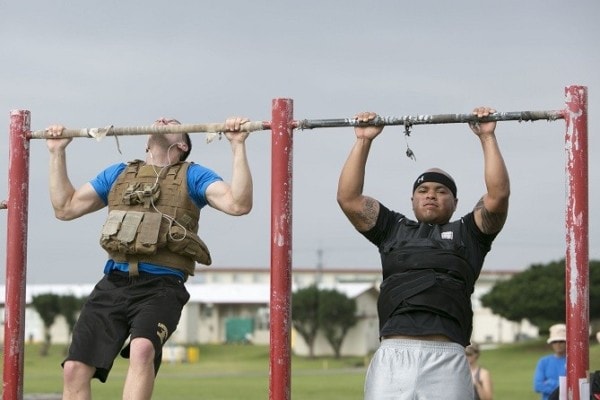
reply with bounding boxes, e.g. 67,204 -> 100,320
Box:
377,220 -> 475,345
101,160 -> 206,276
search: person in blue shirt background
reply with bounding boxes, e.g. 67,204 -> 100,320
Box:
533,323 -> 567,400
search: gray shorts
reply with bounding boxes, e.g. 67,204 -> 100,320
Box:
364,338 -> 473,400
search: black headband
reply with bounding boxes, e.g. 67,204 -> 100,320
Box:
412,172 -> 457,198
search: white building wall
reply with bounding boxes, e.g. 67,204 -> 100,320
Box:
1,269 -> 539,350
470,272 -> 539,343
22,310 -> 70,345
471,307 -> 538,343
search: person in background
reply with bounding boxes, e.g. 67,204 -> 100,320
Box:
337,106 -> 510,399
466,342 -> 494,400
533,323 -> 567,400
46,116 -> 254,400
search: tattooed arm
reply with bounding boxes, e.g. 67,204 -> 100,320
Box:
469,106 -> 510,234
337,112 -> 383,232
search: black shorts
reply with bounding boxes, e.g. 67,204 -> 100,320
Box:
63,271 -> 190,382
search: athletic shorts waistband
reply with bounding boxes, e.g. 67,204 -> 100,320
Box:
378,337 -> 465,354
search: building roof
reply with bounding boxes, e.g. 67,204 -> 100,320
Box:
0,283 -> 96,303
194,266 -> 520,275
186,282 -> 379,304
0,282 -> 379,305
316,282 -> 379,298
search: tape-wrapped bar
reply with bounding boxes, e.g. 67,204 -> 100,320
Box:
28,120 -> 270,139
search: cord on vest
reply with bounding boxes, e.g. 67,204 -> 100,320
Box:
129,147 -> 190,243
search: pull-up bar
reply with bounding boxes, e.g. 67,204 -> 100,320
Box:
2,85 -> 589,400
27,109 -> 565,140
295,109 -> 565,129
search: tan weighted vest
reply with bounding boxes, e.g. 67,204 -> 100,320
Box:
100,160 -> 212,277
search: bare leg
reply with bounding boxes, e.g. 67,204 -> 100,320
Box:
122,337 -> 156,400
62,360 -> 95,400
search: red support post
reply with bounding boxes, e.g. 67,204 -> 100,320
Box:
269,98 -> 294,400
3,110 -> 31,400
564,85 -> 589,400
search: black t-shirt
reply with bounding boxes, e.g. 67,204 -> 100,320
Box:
362,203 -> 497,344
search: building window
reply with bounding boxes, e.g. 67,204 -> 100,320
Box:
200,303 -> 213,318
255,307 -> 270,330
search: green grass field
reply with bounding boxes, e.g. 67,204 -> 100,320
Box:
2,340 -> 599,399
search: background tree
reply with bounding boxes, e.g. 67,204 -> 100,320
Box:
481,259 -> 600,334
291,284 -> 320,358
318,289 -> 357,358
31,293 -> 61,356
58,294 -> 87,353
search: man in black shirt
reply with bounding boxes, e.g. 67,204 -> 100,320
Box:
337,106 -> 510,399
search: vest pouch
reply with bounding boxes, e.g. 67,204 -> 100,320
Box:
133,212 -> 162,255
115,211 -> 144,253
100,210 -> 127,252
167,225 -> 212,265
101,211 -> 161,255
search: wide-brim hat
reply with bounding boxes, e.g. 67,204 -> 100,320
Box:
547,323 -> 567,344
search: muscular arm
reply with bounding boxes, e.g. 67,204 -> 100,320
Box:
337,112 -> 384,232
48,147 -> 105,220
470,108 -> 510,234
337,138 -> 380,232
205,117 -> 253,216
473,133 -> 510,234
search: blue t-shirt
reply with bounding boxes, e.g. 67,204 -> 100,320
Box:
90,162 -> 222,278
533,354 -> 566,400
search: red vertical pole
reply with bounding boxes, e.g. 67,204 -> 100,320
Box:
3,110 -> 31,400
564,85 -> 588,400
269,98 -> 293,400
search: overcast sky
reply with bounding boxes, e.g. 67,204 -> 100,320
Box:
1,1 -> 598,284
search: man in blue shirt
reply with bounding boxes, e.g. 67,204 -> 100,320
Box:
46,116 -> 254,400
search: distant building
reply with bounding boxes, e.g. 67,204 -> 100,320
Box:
0,266 -> 538,356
